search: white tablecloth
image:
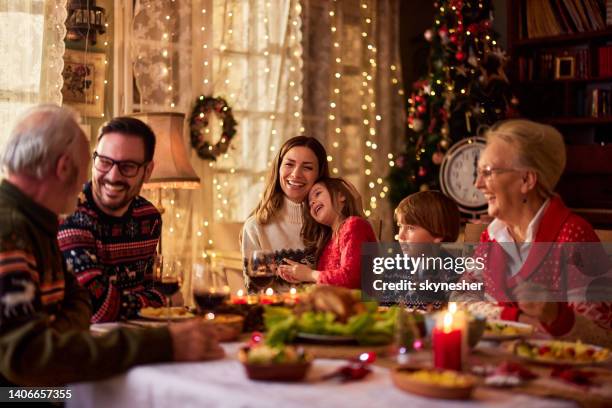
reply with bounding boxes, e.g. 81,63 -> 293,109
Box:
67,343 -> 578,408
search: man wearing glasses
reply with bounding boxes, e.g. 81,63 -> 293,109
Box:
58,117 -> 165,323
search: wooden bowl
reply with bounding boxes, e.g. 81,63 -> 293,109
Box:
391,366 -> 476,400
203,314 -> 244,342
239,347 -> 312,382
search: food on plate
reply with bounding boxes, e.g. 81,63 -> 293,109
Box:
264,286 -> 400,345
403,369 -> 474,388
485,320 -> 533,338
514,340 -> 610,364
139,306 -> 194,319
239,344 -> 309,365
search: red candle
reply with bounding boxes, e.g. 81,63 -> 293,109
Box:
433,327 -> 462,371
231,289 -> 247,305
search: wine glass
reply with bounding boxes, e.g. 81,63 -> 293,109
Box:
192,262 -> 229,316
156,256 -> 183,324
247,250 -> 277,295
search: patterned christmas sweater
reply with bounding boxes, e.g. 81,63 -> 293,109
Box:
58,182 -> 164,322
0,180 -> 172,386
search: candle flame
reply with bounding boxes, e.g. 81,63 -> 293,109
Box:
265,287 -> 274,296
236,289 -> 244,297
443,312 -> 453,333
205,312 -> 215,320
448,302 -> 457,314
289,287 -> 297,295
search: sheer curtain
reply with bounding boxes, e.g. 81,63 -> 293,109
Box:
0,0 -> 67,154
128,0 -> 303,300
301,0 -> 404,240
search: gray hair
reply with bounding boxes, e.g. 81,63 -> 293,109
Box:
1,104 -> 85,179
486,119 -> 566,198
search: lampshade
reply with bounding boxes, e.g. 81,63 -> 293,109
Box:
129,112 -> 200,190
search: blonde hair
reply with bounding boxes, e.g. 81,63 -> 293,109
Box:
394,191 -> 460,242
251,136 -> 329,225
486,119 -> 566,199
302,177 -> 366,260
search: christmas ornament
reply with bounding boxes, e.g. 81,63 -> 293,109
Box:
418,167 -> 427,177
456,51 -> 465,61
413,118 -> 424,132
440,138 -> 450,149
417,105 -> 427,114
424,29 -> 433,42
432,151 -> 444,165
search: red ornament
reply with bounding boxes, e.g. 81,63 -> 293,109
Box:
481,20 -> 492,30
438,26 -> 449,38
417,105 -> 426,114
415,95 -> 424,103
456,23 -> 464,33
467,23 -> 479,34
432,151 -> 444,165
455,51 -> 465,61
418,167 -> 427,177
449,33 -> 458,44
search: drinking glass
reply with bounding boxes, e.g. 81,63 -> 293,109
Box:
155,256 -> 183,323
247,250 -> 277,295
192,262 -> 229,315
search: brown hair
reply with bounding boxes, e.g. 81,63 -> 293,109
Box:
302,177 -> 366,260
252,136 -> 329,224
394,191 -> 460,242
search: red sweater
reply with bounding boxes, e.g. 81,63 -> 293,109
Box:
475,196 -> 611,336
316,216 -> 377,289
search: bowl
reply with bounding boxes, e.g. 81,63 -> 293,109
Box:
239,347 -> 312,382
203,314 -> 244,342
391,366 -> 476,400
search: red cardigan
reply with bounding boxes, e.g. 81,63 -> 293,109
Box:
316,216 -> 377,289
476,196 -> 611,335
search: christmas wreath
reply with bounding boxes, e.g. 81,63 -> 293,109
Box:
189,95 -> 238,161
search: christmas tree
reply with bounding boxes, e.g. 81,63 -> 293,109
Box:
387,0 -> 517,206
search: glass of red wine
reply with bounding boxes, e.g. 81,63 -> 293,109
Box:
247,250 -> 277,295
156,256 -> 183,324
192,262 -> 230,316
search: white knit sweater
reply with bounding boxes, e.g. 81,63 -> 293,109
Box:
241,197 -> 312,290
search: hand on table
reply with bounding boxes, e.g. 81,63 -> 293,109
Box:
168,320 -> 225,362
512,282 -> 559,326
278,259 -> 319,283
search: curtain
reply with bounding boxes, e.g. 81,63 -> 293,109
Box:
0,0 -> 67,153
130,0 -> 303,302
301,0 -> 405,240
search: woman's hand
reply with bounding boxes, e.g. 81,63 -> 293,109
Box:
278,259 -> 319,283
513,282 -> 559,326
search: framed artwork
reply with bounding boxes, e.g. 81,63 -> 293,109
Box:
555,56 -> 575,79
61,49 -> 105,117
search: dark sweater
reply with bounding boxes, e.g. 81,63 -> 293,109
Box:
0,180 -> 172,386
58,182 -> 164,322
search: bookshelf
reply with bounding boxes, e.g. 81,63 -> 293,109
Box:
508,0 -> 612,228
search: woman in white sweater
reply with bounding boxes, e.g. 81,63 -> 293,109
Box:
241,136 -> 329,292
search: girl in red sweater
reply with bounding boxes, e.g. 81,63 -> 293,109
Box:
278,177 -> 376,289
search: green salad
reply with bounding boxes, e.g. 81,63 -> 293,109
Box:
263,304 -> 399,346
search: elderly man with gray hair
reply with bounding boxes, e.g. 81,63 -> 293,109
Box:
0,104 -> 223,386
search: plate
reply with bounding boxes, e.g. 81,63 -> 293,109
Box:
391,366 -> 476,400
483,319 -> 533,341
295,332 -> 358,345
509,339 -> 612,366
138,307 -> 195,321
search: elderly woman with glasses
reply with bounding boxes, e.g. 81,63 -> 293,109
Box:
461,119 -> 611,347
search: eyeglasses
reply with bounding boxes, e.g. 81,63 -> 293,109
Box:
92,152 -> 148,177
476,165 -> 520,179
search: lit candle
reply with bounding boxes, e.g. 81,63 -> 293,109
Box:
231,289 -> 247,305
205,312 -> 215,321
260,288 -> 274,305
284,287 -> 299,304
432,302 -> 465,371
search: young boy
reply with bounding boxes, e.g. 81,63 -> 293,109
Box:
394,190 -> 461,309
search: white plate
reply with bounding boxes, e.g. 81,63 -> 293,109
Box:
483,319 -> 533,341
510,339 -> 612,366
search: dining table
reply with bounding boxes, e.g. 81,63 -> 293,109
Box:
65,322 -> 612,408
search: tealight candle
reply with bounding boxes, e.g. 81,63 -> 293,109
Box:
432,302 -> 466,371
260,288 -> 275,305
284,287 -> 300,305
231,289 -> 247,305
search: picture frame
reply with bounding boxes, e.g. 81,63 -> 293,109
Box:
555,56 -> 575,79
61,49 -> 106,117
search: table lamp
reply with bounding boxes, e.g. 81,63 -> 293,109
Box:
128,111 -> 200,255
